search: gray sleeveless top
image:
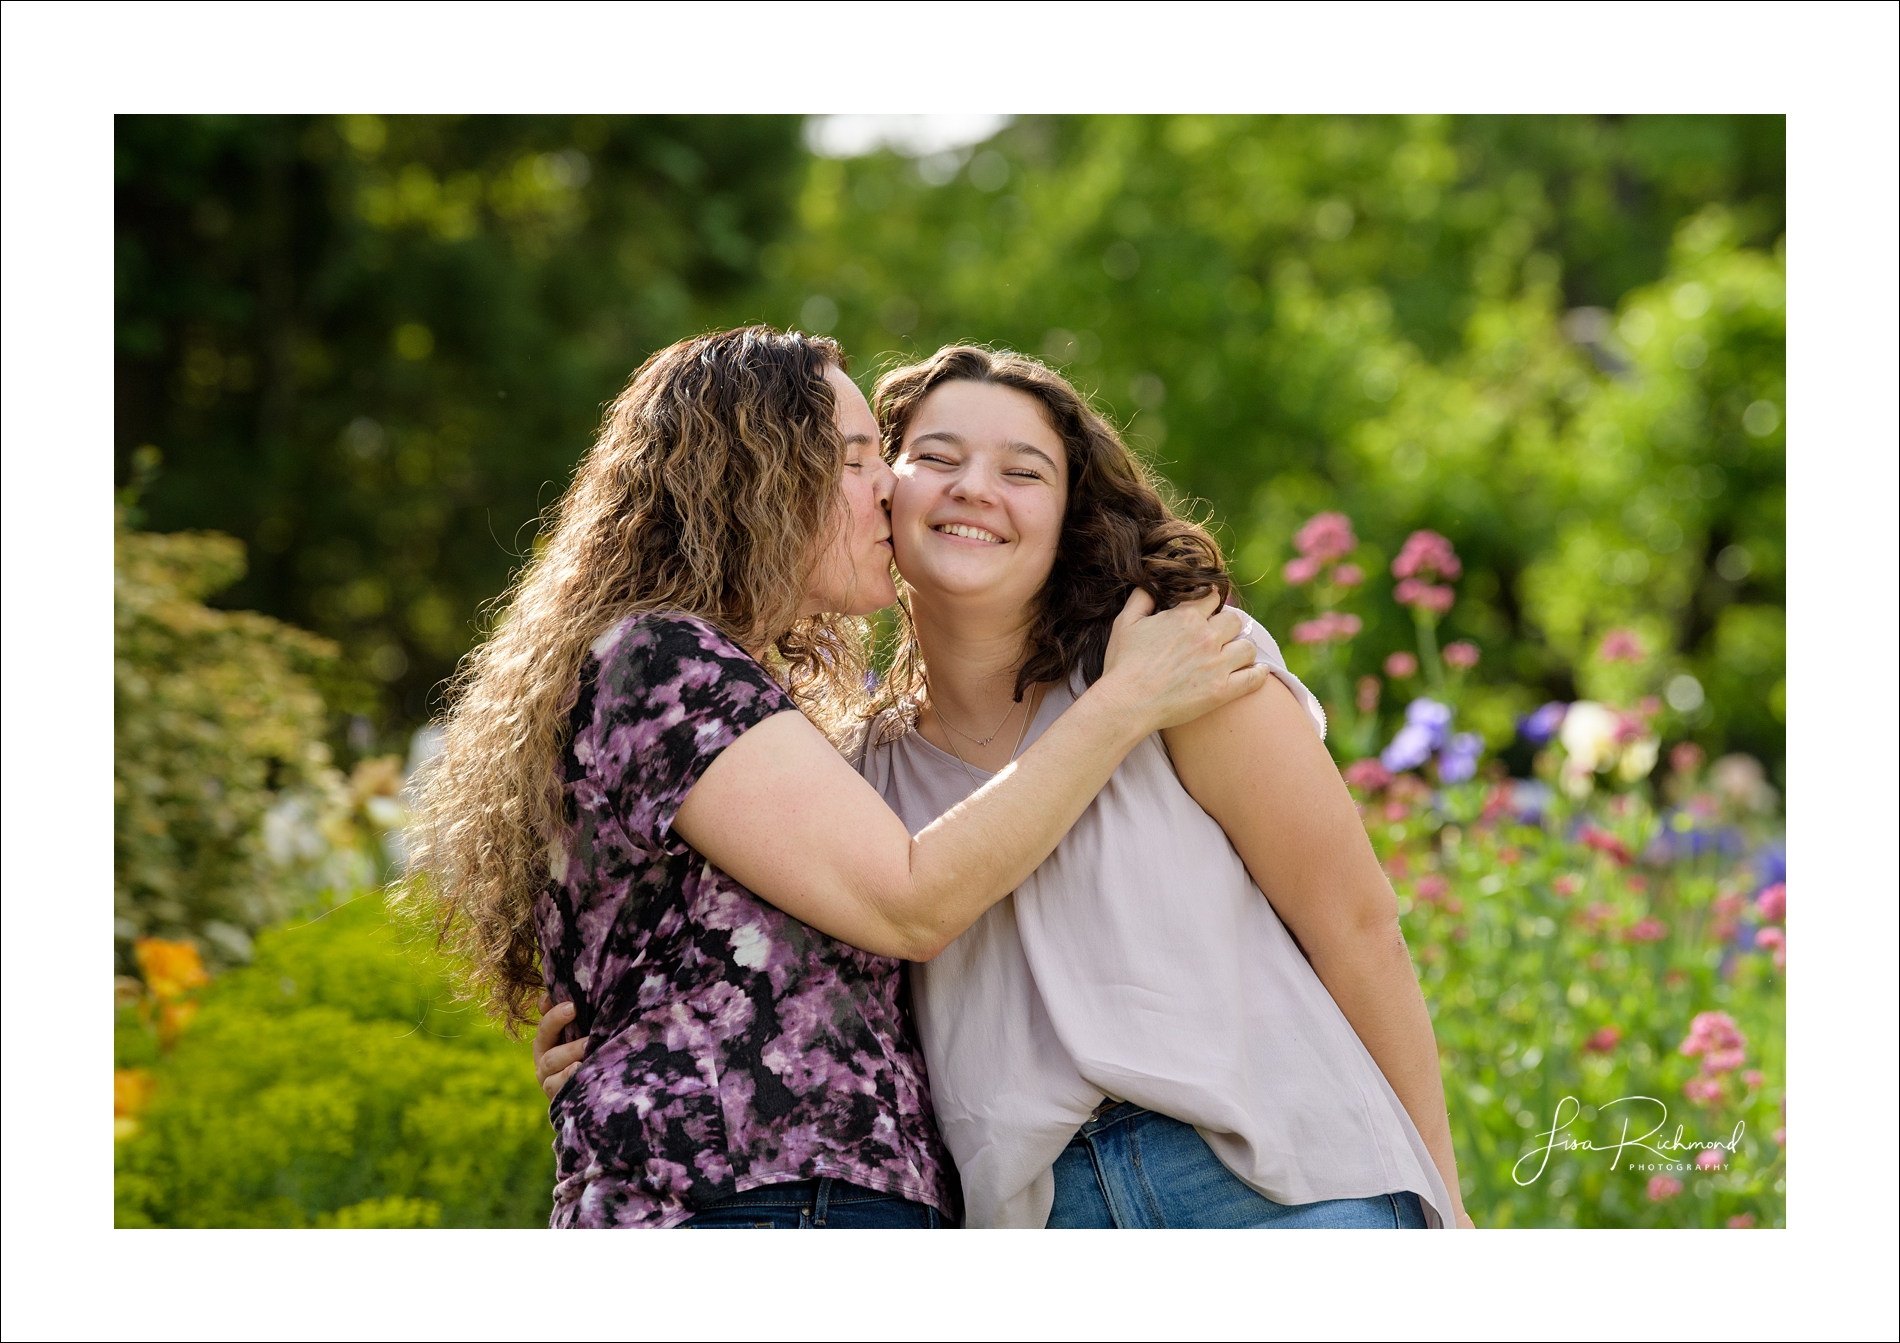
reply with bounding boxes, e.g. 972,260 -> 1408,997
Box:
857,613 -> 1456,1228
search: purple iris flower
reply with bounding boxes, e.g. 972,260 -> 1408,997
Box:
1507,779 -> 1553,824
1438,731 -> 1484,783
1755,841 -> 1786,887
1381,698 -> 1454,773
1518,701 -> 1568,746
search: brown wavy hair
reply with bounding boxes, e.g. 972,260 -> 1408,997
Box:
399,325 -> 869,1028
871,345 -> 1231,709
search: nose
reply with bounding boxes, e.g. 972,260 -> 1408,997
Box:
871,456 -> 896,511
949,463 -> 998,507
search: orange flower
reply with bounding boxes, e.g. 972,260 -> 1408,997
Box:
114,1068 -> 157,1118
158,999 -> 201,1050
134,938 -> 208,1003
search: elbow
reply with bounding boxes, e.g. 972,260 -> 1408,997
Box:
898,929 -> 951,963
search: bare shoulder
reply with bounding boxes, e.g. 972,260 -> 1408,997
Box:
1162,665 -> 1339,802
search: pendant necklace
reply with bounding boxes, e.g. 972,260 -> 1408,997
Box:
938,683 -> 1042,790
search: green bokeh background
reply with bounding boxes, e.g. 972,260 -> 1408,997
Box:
115,114 -> 1784,778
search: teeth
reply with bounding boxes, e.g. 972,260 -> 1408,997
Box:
935,523 -> 1005,544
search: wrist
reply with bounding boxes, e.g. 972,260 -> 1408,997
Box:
1073,673 -> 1158,750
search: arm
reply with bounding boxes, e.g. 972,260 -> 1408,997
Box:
1162,674 -> 1475,1229
672,591 -> 1268,963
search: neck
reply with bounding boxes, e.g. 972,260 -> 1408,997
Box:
907,586 -> 1036,726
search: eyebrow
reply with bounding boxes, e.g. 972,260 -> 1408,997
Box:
911,429 -> 1059,471
842,432 -> 876,447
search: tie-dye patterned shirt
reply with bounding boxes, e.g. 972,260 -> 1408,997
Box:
536,611 -> 956,1228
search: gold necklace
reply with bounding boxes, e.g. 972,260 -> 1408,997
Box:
933,692 -> 1024,748
937,684 -> 1042,789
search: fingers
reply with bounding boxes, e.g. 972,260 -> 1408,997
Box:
1222,663 -> 1273,702
1209,604 -> 1245,645
537,991 -> 552,1014
1118,587 -> 1157,622
533,999 -> 577,1060
1185,589 -> 1223,618
546,1062 -> 581,1100
1220,633 -> 1261,672
538,1038 -> 588,1091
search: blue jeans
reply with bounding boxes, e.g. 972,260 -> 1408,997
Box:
1047,1103 -> 1428,1229
680,1178 -> 945,1229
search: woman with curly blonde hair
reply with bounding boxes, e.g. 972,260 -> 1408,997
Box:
404,325 -> 1268,1229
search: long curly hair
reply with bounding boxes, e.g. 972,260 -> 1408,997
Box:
400,325 -> 869,1028
871,345 -> 1231,711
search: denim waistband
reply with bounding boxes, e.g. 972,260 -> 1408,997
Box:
1076,1100 -> 1149,1138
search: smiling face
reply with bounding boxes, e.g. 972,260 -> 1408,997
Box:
889,379 -> 1069,621
800,364 -> 897,617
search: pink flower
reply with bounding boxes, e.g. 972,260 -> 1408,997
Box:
1342,758 -> 1393,792
1391,529 -> 1462,581
1726,1213 -> 1757,1228
1283,555 -> 1322,585
1742,1070 -> 1765,1090
1382,801 -> 1410,822
1773,1128 -> 1785,1146
1753,926 -> 1784,953
1292,612 -> 1363,645
1394,578 -> 1456,614
1637,695 -> 1662,717
1385,651 -> 1418,679
1579,826 -> 1633,866
1679,1012 -> 1747,1074
1754,883 -> 1785,924
1696,1149 -> 1726,1170
1670,742 -> 1706,776
1582,1025 -> 1622,1053
1442,641 -> 1480,669
1295,511 -> 1357,562
1683,1076 -> 1725,1105
1625,874 -> 1650,893
1624,917 -> 1668,944
1597,628 -> 1646,663
1647,1175 -> 1683,1202
1355,675 -> 1381,714
1415,875 -> 1449,901
1552,874 -> 1583,897
1331,563 -> 1364,587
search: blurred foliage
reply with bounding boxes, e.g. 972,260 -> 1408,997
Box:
1361,758 -> 1784,1229
115,462 -> 341,971
763,115 -> 1784,777
115,114 -> 804,737
114,895 -> 551,1228
116,115 -> 1782,777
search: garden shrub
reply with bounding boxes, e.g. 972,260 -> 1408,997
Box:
114,895 -> 553,1228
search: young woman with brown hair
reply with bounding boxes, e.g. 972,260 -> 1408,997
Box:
405,326 -> 1269,1229
851,345 -> 1475,1229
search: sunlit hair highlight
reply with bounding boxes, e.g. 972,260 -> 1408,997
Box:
400,325 -> 868,1029
871,345 -> 1230,715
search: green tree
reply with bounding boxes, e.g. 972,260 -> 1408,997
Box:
115,114 -> 805,738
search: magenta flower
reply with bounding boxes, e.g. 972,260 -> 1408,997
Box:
1295,511 -> 1357,562
1394,577 -> 1455,614
1670,741 -> 1706,775
1754,926 -> 1784,954
1755,882 -> 1785,924
1679,1011 -> 1747,1075
1773,1128 -> 1786,1146
1727,1213 -> 1757,1228
1552,874 -> 1583,897
1331,563 -> 1364,587
1442,641 -> 1481,669
1625,917 -> 1668,944
1705,1047 -> 1747,1073
1385,651 -> 1418,678
1355,675 -> 1381,714
1696,1149 -> 1726,1171
1415,874 -> 1449,901
1282,555 -> 1322,585
1647,1175 -> 1683,1202
1683,1076 -> 1724,1105
1343,758 -> 1393,792
1743,1070 -> 1765,1090
1597,628 -> 1646,663
1292,612 -> 1363,645
1582,1025 -> 1622,1052
1391,529 -> 1462,581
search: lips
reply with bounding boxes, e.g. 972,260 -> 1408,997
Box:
933,522 -> 1006,544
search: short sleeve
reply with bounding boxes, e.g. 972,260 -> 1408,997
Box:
1235,612 -> 1328,741
580,612 -> 794,852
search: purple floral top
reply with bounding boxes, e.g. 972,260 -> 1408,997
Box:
536,612 -> 956,1228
